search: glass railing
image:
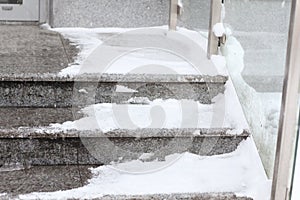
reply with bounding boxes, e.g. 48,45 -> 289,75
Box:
223,0 -> 291,178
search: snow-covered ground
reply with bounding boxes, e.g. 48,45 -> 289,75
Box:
52,26 -> 226,77
18,137 -> 270,200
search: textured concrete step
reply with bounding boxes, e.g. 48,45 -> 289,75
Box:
0,165 -> 94,196
0,128 -> 249,167
81,193 -> 252,200
0,25 -> 77,74
0,74 -> 227,107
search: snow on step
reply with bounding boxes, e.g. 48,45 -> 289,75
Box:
48,80 -> 248,134
51,26 -> 227,77
18,138 -> 270,200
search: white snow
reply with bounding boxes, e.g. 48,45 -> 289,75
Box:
127,97 -> 150,104
50,26 -> 227,77
50,99 -> 215,133
116,85 -> 138,93
222,33 -> 281,177
78,88 -> 88,94
213,23 -> 225,37
221,3 -> 226,22
138,153 -> 155,162
0,162 -> 26,172
18,138 -> 270,200
49,84 -> 248,133
178,0 -> 183,8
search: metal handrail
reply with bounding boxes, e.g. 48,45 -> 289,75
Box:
169,0 -> 224,59
207,0 -> 223,59
271,0 -> 300,199
169,0 -> 178,30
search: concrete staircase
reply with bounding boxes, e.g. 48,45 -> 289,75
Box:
0,25 -> 259,200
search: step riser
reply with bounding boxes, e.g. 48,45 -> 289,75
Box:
92,193 -> 253,200
0,136 -> 247,166
0,81 -> 225,107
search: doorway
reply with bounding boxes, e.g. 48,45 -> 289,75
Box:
0,0 -> 39,21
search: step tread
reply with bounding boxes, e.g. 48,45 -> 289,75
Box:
0,73 -> 227,83
0,26 -> 227,81
0,25 -> 77,75
12,138 -> 265,200
0,165 -> 94,196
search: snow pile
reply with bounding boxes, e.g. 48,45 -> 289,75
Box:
50,99 -> 215,133
49,84 -> 248,133
18,138 -> 270,200
50,26 -> 227,77
222,32 -> 281,176
213,23 -> 225,37
116,85 -> 138,93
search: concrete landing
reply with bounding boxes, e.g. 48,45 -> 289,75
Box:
0,25 -> 78,75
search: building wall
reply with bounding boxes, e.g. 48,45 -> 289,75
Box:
52,0 -> 169,28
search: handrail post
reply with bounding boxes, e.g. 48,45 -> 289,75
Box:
271,0 -> 300,199
169,0 -> 179,31
48,0 -> 54,27
207,0 -> 223,59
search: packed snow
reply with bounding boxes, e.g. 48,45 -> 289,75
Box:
213,23 -> 225,37
48,79 -> 248,134
222,33 -> 282,177
51,26 -> 226,77
18,138 -> 270,200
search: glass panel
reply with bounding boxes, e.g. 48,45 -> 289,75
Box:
291,128 -> 300,200
0,0 -> 22,4
177,0 -> 210,31
223,0 -> 291,178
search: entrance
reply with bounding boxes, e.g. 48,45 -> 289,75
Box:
0,0 -> 39,21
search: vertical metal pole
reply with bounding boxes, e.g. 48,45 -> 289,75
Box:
169,0 -> 178,31
271,0 -> 300,199
48,0 -> 53,27
207,0 -> 222,59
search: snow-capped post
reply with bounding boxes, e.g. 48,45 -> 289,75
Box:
169,0 -> 183,30
207,0 -> 224,59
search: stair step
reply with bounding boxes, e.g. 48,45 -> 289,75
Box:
76,193 -> 252,200
6,193 -> 252,200
0,74 -> 227,107
11,138 -> 266,200
0,128 -> 249,166
0,165 -> 94,196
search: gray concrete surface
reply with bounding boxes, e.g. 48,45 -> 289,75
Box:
51,0 -> 290,32
91,193 -> 252,200
52,0 -> 170,28
0,25 -> 227,107
0,25 -> 78,74
0,80 -> 225,107
0,127 -> 249,166
0,107 -> 76,128
0,165 -> 94,196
